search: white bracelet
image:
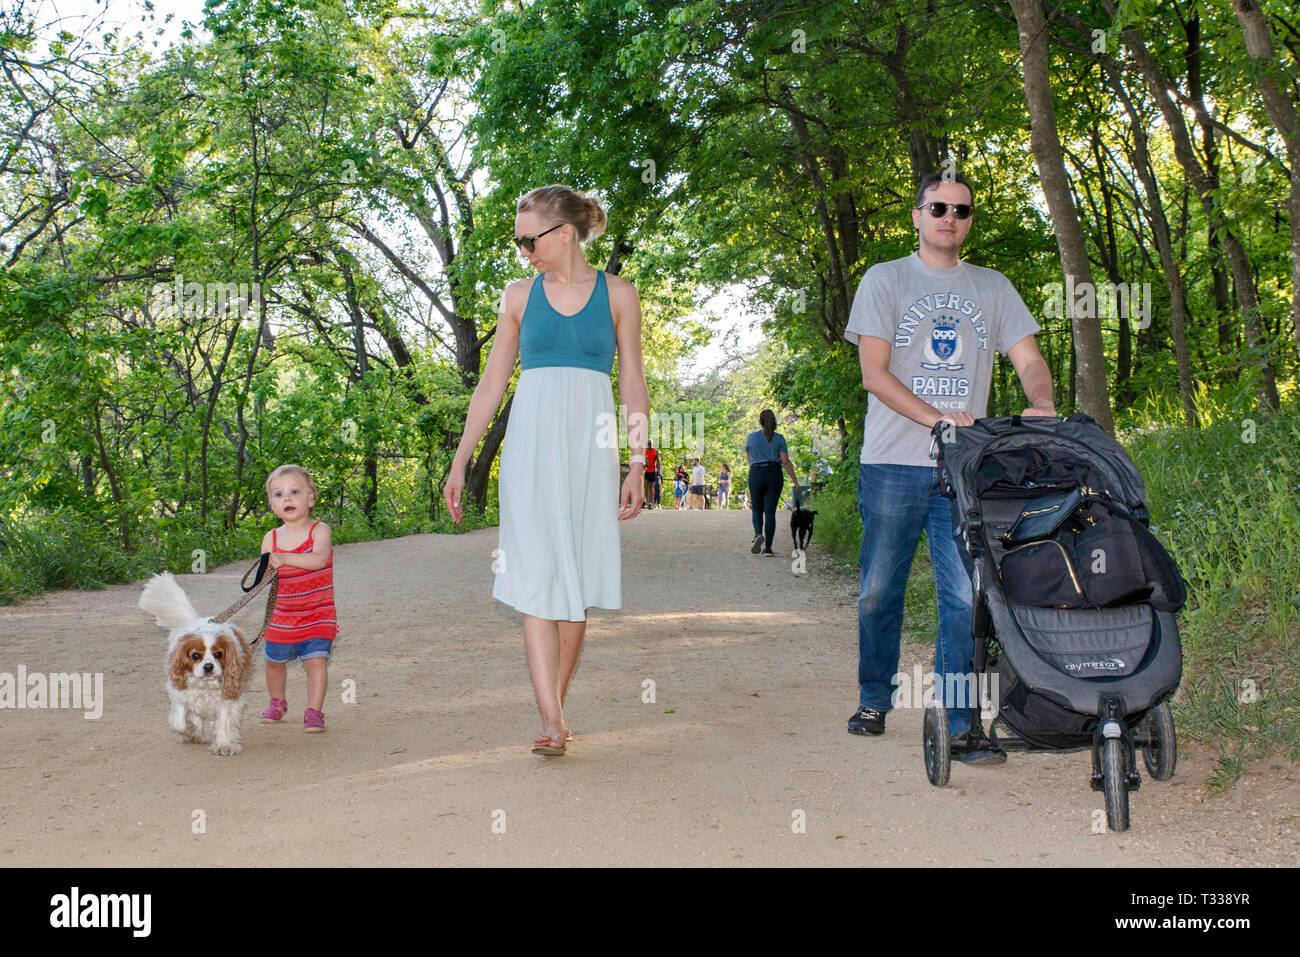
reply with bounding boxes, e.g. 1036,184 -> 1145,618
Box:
629,454 -> 647,465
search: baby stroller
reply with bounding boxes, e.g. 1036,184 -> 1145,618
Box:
929,414 -> 1186,831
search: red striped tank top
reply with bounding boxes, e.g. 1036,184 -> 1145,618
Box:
265,521 -> 338,643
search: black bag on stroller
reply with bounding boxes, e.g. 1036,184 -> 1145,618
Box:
929,413 -> 1185,831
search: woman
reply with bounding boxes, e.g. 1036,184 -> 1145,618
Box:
445,184 -> 649,756
717,463 -> 731,509
745,409 -> 800,556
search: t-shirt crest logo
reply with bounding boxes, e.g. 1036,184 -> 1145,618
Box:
921,315 -> 965,371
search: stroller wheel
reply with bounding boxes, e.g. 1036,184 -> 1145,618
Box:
923,706 -> 951,787
1102,737 -> 1131,832
1141,700 -> 1177,781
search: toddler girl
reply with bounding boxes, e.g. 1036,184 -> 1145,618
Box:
259,464 -> 338,732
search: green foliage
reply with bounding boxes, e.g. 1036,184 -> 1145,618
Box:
3,0 -> 1299,773
0,508 -> 140,600
1124,393 -> 1300,780
800,470 -> 859,564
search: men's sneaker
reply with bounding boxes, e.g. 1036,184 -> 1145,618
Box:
762,548 -> 776,556
751,533 -> 764,554
848,707 -> 886,736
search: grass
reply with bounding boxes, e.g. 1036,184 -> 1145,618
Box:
0,507 -> 147,601
0,497 -> 499,606
803,476 -> 939,644
1122,393 -> 1300,784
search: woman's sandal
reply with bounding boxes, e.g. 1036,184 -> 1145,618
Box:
531,731 -> 567,756
534,729 -> 574,745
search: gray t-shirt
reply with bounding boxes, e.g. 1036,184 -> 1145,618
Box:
843,252 -> 1040,467
745,430 -> 787,464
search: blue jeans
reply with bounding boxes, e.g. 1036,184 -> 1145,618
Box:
857,463 -> 974,735
748,463 -> 783,548
264,637 -> 333,663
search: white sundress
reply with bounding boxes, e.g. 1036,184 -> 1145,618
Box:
492,270 -> 621,621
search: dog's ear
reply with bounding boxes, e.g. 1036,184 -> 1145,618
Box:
229,624 -> 250,658
219,627 -> 251,700
168,636 -> 198,691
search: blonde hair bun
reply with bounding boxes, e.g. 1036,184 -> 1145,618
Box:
518,184 -> 606,244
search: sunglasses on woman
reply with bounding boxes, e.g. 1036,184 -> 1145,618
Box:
916,201 -> 973,219
513,222 -> 565,252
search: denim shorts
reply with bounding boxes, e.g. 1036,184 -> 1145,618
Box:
263,637 -> 333,663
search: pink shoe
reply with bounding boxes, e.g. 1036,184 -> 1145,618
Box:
259,698 -> 288,723
304,708 -> 325,733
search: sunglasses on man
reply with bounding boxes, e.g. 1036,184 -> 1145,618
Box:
916,201 -> 973,220
513,222 -> 565,252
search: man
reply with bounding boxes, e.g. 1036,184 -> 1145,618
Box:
644,440 -> 660,509
689,457 -> 707,509
842,170 -> 1055,758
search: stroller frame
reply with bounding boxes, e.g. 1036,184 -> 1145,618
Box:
925,414 -> 1181,831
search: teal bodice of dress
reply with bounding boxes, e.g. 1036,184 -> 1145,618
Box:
518,269 -> 617,375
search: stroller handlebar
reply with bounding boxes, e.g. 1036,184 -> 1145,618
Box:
929,412 -> 1073,461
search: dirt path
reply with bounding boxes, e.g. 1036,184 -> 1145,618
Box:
1,508 -> 1295,866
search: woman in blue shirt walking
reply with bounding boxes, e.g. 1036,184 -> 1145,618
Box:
745,409 -> 801,555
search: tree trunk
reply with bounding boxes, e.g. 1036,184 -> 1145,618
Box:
1010,0 -> 1112,431
1130,134 -> 1199,428
783,99 -> 852,329
465,393 -> 513,511
1231,0 -> 1300,355
1068,334 -> 1077,412
1110,2 -> 1280,409
1181,12 -> 1235,350
92,403 -> 132,553
1082,126 -> 1133,407
363,454 -> 378,521
882,20 -> 942,182
1084,41 -> 1199,427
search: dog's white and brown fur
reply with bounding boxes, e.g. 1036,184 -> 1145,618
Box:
140,573 -> 252,756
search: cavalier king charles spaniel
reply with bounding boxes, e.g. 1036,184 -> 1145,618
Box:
140,573 -> 252,756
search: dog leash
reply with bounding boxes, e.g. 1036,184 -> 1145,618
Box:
212,557 -> 278,646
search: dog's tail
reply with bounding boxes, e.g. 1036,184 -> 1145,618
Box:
139,572 -> 200,629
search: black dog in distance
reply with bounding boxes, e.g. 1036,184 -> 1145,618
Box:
791,506 -> 817,551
